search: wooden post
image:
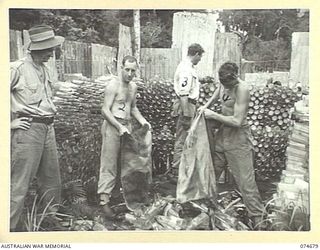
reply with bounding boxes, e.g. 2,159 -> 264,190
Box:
290,32 -> 309,88
172,11 -> 218,78
133,9 -> 141,77
140,48 -> 181,80
117,23 -> 133,76
212,33 -> 242,80
91,44 -> 117,79
9,30 -> 23,61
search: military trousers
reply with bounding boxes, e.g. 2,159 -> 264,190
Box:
98,118 -> 132,205
10,122 -> 61,230
213,125 -> 265,218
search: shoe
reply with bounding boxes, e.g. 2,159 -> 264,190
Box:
101,204 -> 115,219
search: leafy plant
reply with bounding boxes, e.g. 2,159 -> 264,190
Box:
22,187 -> 74,232
264,196 -> 310,231
62,179 -> 87,204
23,193 -> 58,231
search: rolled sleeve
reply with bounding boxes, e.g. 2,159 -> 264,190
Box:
10,67 -> 20,91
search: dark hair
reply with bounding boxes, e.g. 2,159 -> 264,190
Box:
273,81 -> 282,86
218,62 -> 238,83
187,43 -> 205,56
122,55 -> 138,66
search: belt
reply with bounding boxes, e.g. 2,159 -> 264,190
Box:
188,98 -> 197,105
18,114 -> 54,125
113,117 -> 131,125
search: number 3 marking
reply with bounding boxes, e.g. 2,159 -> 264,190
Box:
182,77 -> 188,87
119,102 -> 126,112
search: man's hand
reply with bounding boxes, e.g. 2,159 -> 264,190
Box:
203,109 -> 218,120
119,125 -> 130,136
197,105 -> 206,115
11,117 -> 31,130
54,81 -> 76,93
181,116 -> 192,130
143,121 -> 152,131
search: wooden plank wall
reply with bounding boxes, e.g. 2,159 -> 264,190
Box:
140,48 -> 181,81
117,23 -> 133,75
63,40 -> 92,78
290,32 -> 309,87
245,72 -> 290,88
9,30 -> 24,61
91,44 -> 117,79
212,33 -> 242,80
172,11 -> 218,78
10,27 -> 244,83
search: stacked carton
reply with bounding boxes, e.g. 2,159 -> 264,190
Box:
273,111 -> 309,213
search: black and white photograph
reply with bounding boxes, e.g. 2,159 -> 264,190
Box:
7,8 -> 310,234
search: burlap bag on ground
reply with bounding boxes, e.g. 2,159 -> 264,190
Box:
120,124 -> 152,210
176,113 -> 217,203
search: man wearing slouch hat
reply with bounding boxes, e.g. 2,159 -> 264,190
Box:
10,24 -> 65,231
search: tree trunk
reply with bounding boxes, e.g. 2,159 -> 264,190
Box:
133,9 -> 141,77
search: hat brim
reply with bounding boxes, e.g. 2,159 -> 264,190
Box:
29,36 -> 65,51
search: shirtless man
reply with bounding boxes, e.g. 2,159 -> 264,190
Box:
199,62 -> 265,229
98,55 -> 150,217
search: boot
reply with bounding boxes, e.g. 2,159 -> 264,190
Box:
100,203 -> 115,219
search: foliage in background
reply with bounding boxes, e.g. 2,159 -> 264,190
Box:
9,9 -> 120,46
10,8 -> 309,58
218,9 -> 309,67
218,9 -> 309,41
9,9 -> 176,48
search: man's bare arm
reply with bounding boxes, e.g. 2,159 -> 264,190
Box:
204,84 -> 249,127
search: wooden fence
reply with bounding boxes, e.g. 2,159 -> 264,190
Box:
140,48 -> 181,81
11,11 -> 307,86
9,30 -> 24,61
117,24 -> 133,76
212,33 -> 242,80
9,29 -> 242,82
290,32 -> 309,88
172,11 -> 218,78
63,40 -> 92,78
9,28 -> 181,81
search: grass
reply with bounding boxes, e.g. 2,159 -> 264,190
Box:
264,194 -> 310,231
21,180 -> 88,232
24,193 -> 59,232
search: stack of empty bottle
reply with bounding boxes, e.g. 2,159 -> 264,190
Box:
136,78 -> 301,179
136,79 -> 177,175
53,72 -> 302,184
198,84 -> 300,180
247,86 -> 301,180
135,76 -> 220,174
53,74 -> 106,190
197,79 -> 222,112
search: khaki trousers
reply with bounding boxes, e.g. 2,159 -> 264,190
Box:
10,123 -> 61,230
